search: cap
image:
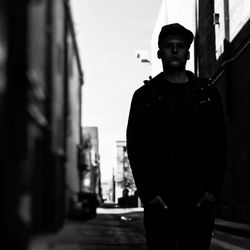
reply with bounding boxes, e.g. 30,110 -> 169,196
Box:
158,23 -> 194,48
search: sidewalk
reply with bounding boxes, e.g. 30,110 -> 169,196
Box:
214,218 -> 250,238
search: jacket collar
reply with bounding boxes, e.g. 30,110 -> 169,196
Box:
143,71 -> 212,106
144,70 -> 197,87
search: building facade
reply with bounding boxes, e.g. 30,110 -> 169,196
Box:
198,0 -> 250,223
115,141 -> 137,203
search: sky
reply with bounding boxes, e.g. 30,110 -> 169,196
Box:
71,0 -> 163,181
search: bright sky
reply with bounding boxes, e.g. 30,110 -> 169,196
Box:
71,0 -> 163,181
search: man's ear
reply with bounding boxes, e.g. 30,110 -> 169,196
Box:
157,50 -> 162,59
186,51 -> 190,60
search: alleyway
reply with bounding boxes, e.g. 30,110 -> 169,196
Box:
29,207 -> 146,250
28,207 -> 250,250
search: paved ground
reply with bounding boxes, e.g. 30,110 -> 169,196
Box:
28,208 -> 146,250
28,207 -> 250,250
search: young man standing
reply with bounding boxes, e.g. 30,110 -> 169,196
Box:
126,23 -> 227,250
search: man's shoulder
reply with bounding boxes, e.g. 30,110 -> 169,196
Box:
196,76 -> 212,85
186,70 -> 210,86
133,74 -> 160,94
134,74 -> 163,100
193,76 -> 222,104
190,72 -> 217,93
132,84 -> 147,99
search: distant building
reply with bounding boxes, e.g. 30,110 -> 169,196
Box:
81,127 -> 101,193
100,180 -> 113,202
79,126 -> 102,215
114,141 -> 137,203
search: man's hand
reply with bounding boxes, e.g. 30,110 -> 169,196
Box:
197,192 -> 216,207
147,195 -> 168,209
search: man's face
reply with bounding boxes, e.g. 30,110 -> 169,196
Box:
158,35 -> 190,70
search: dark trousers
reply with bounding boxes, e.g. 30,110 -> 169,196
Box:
144,201 -> 215,250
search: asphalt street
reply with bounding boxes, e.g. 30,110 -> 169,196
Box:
28,207 -> 250,250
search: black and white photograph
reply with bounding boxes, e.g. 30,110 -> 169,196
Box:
1,0 -> 250,249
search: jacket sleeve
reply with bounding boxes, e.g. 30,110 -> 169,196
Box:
126,89 -> 158,204
200,85 -> 227,200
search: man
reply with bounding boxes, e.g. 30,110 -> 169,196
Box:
126,23 -> 227,250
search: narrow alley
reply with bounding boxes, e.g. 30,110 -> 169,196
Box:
29,206 -> 250,250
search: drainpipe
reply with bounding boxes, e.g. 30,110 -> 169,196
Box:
223,0 -> 237,221
223,0 -> 232,118
194,0 -> 200,77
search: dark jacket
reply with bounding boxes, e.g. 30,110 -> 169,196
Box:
126,71 -> 227,206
